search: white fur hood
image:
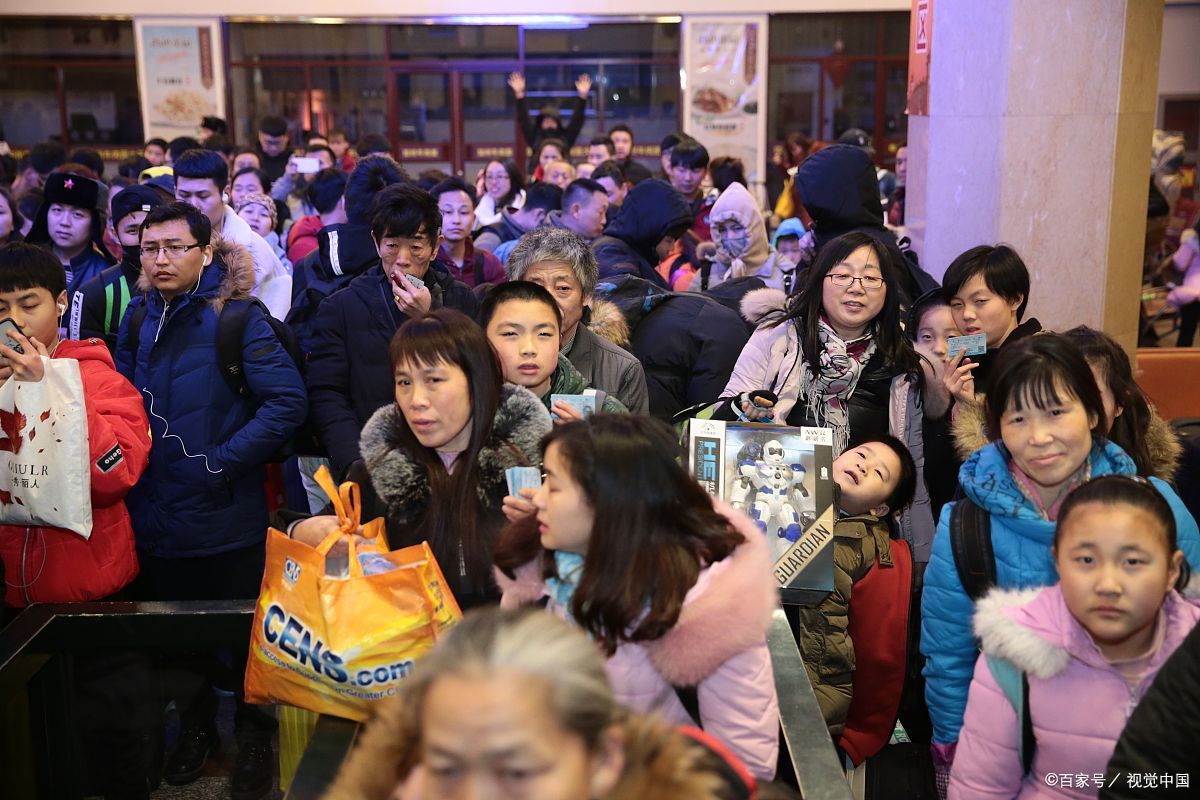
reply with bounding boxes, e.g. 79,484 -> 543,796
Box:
974,584 -> 1200,680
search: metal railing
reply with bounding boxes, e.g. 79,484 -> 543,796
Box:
0,598 -> 849,799
0,600 -> 255,800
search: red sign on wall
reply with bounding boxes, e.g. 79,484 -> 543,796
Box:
907,0 -> 932,116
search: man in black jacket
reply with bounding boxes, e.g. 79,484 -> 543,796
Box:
508,71 -> 592,171
306,184 -> 478,476
592,179 -> 693,290
286,154 -> 409,355
473,181 -> 562,254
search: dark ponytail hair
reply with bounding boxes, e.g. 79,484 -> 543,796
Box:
1056,475 -> 1189,591
1062,326 -> 1157,479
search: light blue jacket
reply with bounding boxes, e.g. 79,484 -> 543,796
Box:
920,438 -> 1200,745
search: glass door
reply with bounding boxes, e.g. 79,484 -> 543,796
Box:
392,70 -> 453,175
461,69 -> 520,184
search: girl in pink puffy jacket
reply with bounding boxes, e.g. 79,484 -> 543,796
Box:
494,414 -> 781,780
950,476 -> 1199,799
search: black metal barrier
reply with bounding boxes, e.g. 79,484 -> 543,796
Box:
284,600 -> 853,800
0,599 -> 850,800
0,600 -> 255,800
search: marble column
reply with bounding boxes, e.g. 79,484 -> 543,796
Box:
905,0 -> 1164,351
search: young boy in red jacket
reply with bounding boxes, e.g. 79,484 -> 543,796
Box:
0,242 -> 156,798
0,242 -> 150,607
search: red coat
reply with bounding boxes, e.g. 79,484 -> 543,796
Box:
286,214 -> 325,265
0,339 -> 150,607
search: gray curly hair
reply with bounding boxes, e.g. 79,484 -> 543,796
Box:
506,226 -> 599,296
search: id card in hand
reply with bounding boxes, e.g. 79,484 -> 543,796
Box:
505,466 -> 542,496
947,333 -> 987,358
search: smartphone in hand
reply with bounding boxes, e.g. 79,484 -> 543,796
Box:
0,318 -> 25,354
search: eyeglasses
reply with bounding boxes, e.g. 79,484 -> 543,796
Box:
826,273 -> 885,290
140,243 -> 204,260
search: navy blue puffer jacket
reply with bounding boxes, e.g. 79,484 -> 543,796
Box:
306,259 -> 479,475
115,239 -> 307,558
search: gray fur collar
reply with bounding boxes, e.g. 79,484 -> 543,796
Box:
359,384 -> 552,520
973,587 -> 1072,680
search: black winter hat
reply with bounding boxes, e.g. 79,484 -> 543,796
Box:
43,171 -> 99,211
111,185 -> 166,228
25,172 -> 108,254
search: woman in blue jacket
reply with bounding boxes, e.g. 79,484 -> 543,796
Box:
919,334 -> 1199,783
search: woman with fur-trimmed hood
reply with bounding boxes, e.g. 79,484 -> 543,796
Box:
292,307 -> 553,610
705,231 -> 938,571
952,327 -> 1184,484
324,608 -> 755,800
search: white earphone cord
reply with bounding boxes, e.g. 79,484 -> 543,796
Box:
142,388 -> 223,474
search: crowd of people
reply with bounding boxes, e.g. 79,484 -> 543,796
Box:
0,77 -> 1197,800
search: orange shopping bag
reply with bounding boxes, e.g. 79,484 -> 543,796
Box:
245,466 -> 461,721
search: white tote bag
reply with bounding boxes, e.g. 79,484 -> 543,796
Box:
0,357 -> 92,538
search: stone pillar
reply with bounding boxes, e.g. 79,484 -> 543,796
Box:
905,0 -> 1164,351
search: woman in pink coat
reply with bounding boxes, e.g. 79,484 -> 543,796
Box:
494,414 -> 780,780
950,476 -> 1200,799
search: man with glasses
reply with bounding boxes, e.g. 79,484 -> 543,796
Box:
306,183 -> 478,477
115,201 -> 307,800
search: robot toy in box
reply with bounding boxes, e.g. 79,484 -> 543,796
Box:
730,438 -> 815,542
687,419 -> 835,600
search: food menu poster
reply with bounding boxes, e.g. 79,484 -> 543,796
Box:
134,18 -> 226,142
682,16 -> 768,192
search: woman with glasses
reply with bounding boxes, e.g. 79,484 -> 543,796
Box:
710,230 -> 938,568
473,158 -> 525,231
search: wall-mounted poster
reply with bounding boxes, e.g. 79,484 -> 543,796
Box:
134,18 -> 225,142
682,16 -> 768,194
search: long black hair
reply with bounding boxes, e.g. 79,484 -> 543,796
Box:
385,308 -> 504,593
497,415 -> 744,656
774,230 -> 920,378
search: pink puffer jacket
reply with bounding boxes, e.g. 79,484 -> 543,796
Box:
950,585 -> 1200,799
496,501 -> 780,779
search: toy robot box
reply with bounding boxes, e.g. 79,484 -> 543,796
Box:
687,420 -> 835,602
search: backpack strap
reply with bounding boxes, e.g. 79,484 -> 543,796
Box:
949,496 -> 996,601
104,276 -> 132,339
216,298 -> 256,397
103,281 -> 115,337
699,259 -> 713,291
126,301 -> 149,363
984,655 -> 1035,774
473,251 -> 485,286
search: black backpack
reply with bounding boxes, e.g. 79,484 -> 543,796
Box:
126,298 -> 308,461
949,495 -> 1035,774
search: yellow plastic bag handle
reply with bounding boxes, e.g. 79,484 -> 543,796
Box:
312,464 -> 362,557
